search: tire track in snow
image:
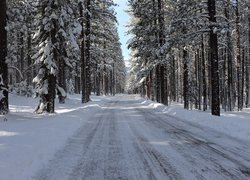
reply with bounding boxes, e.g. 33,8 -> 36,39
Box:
137,108 -> 250,180
115,100 -> 182,180
103,105 -> 129,180
131,132 -> 182,180
69,101 -> 129,180
34,103 -> 109,180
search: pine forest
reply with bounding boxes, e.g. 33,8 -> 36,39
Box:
0,0 -> 249,116
127,0 -> 250,116
0,0 -> 126,114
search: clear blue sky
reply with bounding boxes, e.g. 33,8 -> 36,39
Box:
114,0 -> 130,61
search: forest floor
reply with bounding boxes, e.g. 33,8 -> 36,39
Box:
1,94 -> 250,180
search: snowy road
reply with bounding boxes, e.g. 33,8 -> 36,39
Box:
34,95 -> 250,180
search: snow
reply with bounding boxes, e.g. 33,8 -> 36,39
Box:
0,94 -> 104,180
0,94 -> 250,179
141,99 -> 250,142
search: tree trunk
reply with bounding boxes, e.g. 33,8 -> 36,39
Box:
171,55 -> 176,102
246,17 -> 250,107
26,33 -> 33,86
156,65 -> 161,102
58,56 -> 66,103
198,48 -> 202,110
0,0 -> 8,114
201,36 -> 207,111
46,74 -> 56,113
183,48 -> 189,109
85,0 -> 91,102
235,0 -> 243,110
79,2 -> 86,103
208,0 -> 220,116
112,63 -> 115,96
225,2 -> 233,111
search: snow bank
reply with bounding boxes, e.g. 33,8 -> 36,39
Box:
140,98 -> 250,142
0,94 -> 103,180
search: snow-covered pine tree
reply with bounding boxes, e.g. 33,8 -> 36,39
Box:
86,0 -> 125,96
128,0 -> 161,100
56,0 -> 80,103
32,0 -> 60,113
7,0 -> 35,97
33,0 -> 81,112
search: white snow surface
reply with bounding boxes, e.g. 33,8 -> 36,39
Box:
0,94 -> 250,180
142,99 -> 250,142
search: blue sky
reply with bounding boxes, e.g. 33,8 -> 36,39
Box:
114,0 -> 131,61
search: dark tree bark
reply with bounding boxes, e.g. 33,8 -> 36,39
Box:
58,55 -> 66,104
157,0 -> 167,105
208,0 -> 220,116
26,33 -> 33,86
47,74 -> 56,113
171,55 -> 176,102
85,0 -> 91,102
183,48 -> 189,109
201,36 -> 207,111
197,49 -> 202,110
235,0 -> 243,111
246,17 -> 250,107
0,0 -> 8,114
79,2 -> 86,103
225,2 -> 233,111
112,63 -> 115,96
96,64 -> 101,96
156,65 -> 161,103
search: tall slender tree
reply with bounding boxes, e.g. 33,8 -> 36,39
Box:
0,0 -> 8,114
208,0 -> 220,116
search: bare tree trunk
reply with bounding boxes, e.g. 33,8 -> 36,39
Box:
85,0 -> 91,101
79,2 -> 86,103
157,0 -> 167,105
246,17 -> 250,107
198,48 -> 202,110
156,65 -> 161,102
47,74 -> 56,113
58,55 -> 66,103
0,0 -> 8,114
208,0 -> 220,116
235,0 -> 243,110
26,33 -> 32,86
171,55 -> 176,102
225,2 -> 233,111
183,48 -> 189,109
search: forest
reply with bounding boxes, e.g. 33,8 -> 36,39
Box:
0,0 -> 250,117
0,0 -> 126,114
127,0 -> 250,116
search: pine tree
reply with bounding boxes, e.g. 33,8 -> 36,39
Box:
32,0 -> 59,113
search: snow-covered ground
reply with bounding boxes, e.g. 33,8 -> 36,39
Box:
0,94 -> 106,180
0,94 -> 250,180
142,99 -> 250,142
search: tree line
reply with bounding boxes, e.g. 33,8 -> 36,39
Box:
0,0 -> 126,115
127,0 -> 250,116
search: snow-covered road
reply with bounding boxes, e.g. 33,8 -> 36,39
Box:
34,95 -> 250,180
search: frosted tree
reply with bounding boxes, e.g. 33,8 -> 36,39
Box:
83,0 -> 125,96
33,0 -> 60,113
32,0 -> 81,112
7,0 -> 35,96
